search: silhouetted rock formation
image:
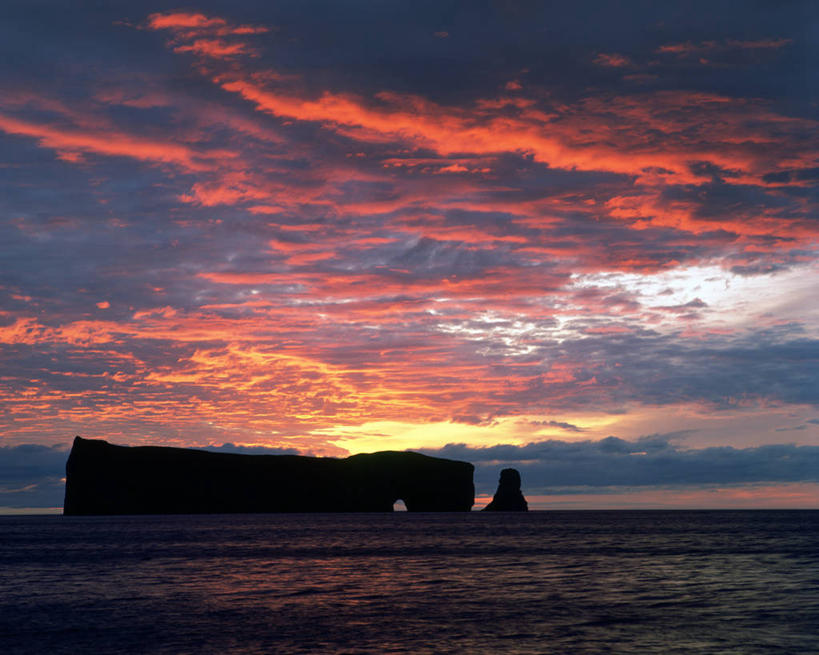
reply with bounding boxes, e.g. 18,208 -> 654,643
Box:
482,468 -> 528,511
63,437 -> 474,515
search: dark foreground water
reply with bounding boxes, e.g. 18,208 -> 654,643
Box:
1,511 -> 818,654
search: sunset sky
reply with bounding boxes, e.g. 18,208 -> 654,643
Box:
1,1 -> 817,511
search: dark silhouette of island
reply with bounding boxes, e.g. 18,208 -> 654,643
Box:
63,436 -> 474,515
482,468 -> 528,511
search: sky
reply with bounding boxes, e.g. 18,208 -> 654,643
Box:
1,1 -> 817,511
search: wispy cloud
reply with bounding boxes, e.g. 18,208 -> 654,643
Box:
146,12 -> 269,60
657,38 -> 792,56
593,52 -> 632,68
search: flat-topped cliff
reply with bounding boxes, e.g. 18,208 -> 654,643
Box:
63,437 -> 475,515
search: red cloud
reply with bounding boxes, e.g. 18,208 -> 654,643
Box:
146,12 -> 268,60
216,76 -> 816,199
147,12 -> 268,36
0,112 -> 233,172
147,13 -> 226,30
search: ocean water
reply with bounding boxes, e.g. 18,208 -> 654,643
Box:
1,511 -> 817,654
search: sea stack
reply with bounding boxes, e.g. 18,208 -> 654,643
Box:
482,468 -> 528,511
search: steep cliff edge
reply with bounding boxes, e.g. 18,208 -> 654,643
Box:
482,468 -> 528,511
63,437 -> 474,515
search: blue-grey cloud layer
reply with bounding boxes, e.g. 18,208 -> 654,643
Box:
3,436 -> 818,508
423,435 -> 819,495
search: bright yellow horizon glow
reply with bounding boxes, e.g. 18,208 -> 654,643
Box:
225,402 -> 819,457
321,413 -> 621,454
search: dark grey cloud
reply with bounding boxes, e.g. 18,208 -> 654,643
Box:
390,237 -> 510,279
730,262 -> 794,276
440,325 -> 819,417
661,181 -> 804,226
763,167 -> 819,184
528,420 -> 586,433
420,434 -> 819,495
202,443 -> 299,456
0,443 -> 70,509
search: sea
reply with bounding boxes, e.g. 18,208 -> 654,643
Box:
1,511 -> 817,654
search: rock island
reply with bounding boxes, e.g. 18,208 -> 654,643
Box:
63,436 -> 475,515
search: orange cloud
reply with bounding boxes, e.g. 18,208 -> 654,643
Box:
147,12 -> 268,36
216,75 -> 817,202
0,112 -> 233,172
147,13 -> 227,30
146,12 -> 269,60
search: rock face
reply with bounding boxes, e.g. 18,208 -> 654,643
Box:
482,468 -> 528,511
63,437 -> 474,515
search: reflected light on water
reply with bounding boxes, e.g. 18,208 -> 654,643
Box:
1,512 -> 817,654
